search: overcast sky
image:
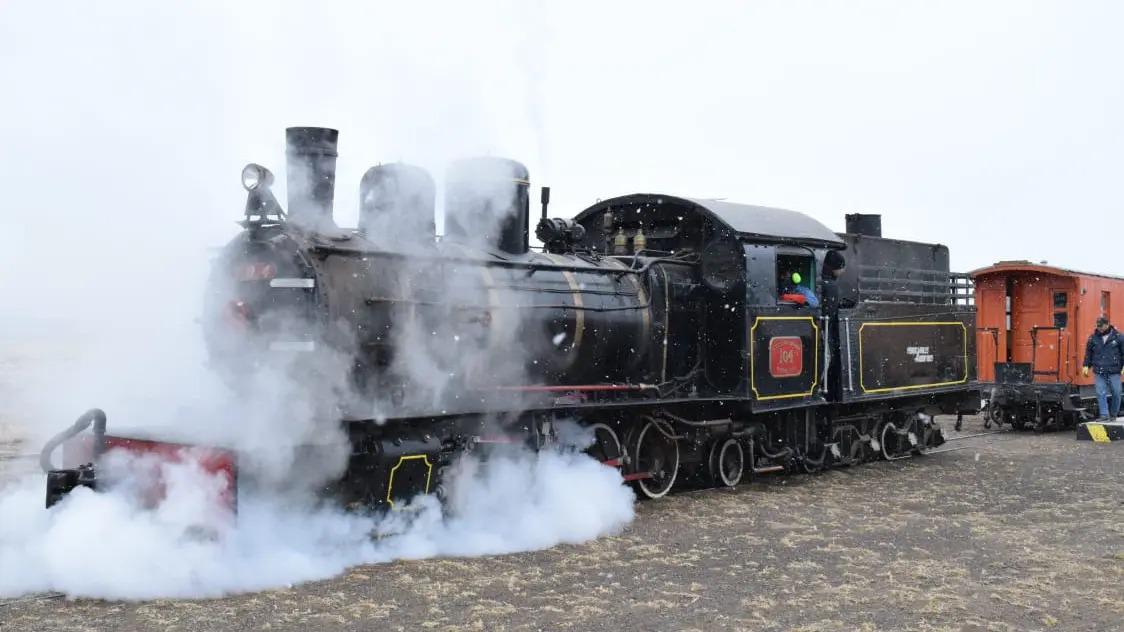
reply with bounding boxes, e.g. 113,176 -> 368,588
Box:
1,0 -> 1122,327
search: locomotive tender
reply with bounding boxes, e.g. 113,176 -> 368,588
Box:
43,127 -> 980,509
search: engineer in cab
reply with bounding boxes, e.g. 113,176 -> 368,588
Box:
779,271 -> 819,307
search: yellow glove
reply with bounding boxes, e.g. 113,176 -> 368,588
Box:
1082,366 -> 1090,377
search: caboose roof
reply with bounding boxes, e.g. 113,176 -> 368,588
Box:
971,260 -> 1124,283
575,194 -> 845,248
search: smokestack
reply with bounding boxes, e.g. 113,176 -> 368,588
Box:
359,163 -> 436,241
845,213 -> 881,238
444,157 -> 529,254
285,127 -> 339,232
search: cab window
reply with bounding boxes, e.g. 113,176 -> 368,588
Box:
777,254 -> 816,306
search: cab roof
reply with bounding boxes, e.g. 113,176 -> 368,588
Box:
575,194 -> 845,248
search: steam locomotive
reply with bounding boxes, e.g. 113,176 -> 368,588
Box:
42,127 -> 980,509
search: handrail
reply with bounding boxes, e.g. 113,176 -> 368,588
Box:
39,409 -> 106,473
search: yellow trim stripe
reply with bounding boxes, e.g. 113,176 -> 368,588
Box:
749,316 -> 820,401
858,321 -> 968,394
386,454 -> 434,508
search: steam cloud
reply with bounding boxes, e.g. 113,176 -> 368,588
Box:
0,139 -> 638,601
0,440 -> 634,600
0,0 -> 636,601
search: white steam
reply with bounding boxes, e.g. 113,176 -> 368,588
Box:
0,140 -> 639,599
0,446 -> 633,600
0,0 -> 634,602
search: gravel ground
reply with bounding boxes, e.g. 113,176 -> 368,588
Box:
1,415 -> 1122,632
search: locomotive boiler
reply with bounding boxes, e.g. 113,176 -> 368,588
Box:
42,127 -> 981,510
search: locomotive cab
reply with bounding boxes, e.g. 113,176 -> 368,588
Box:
740,231 -> 838,411
573,195 -> 844,408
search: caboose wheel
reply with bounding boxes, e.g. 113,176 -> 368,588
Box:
709,438 -> 744,487
630,418 -> 679,499
586,423 -> 623,466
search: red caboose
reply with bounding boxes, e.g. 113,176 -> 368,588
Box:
972,261 -> 1124,429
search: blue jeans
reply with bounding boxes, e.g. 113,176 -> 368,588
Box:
1093,372 -> 1123,420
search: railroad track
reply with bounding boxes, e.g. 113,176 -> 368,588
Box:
923,429 -> 1017,456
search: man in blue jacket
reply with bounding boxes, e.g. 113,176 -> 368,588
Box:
1082,316 -> 1124,420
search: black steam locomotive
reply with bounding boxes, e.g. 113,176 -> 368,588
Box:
43,127 -> 980,508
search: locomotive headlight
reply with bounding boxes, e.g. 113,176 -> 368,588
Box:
241,163 -> 274,191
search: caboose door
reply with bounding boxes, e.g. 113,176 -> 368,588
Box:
1031,326 -> 1063,383
977,328 -> 1000,382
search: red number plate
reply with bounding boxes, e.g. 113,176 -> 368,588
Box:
769,336 -> 803,378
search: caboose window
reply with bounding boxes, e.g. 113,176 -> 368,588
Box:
1053,292 -> 1067,308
